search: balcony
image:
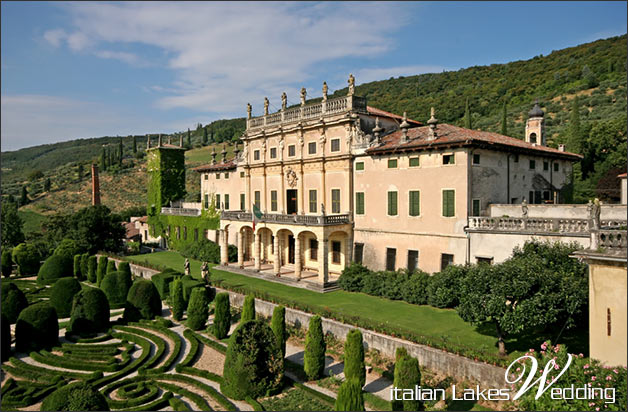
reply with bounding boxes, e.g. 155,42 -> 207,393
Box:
161,207 -> 201,217
247,95 -> 367,131
467,216 -> 627,235
221,210 -> 351,226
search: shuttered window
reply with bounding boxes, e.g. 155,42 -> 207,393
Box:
441,253 -> 454,270
331,189 -> 341,213
386,248 -> 396,271
309,190 -> 317,213
409,191 -> 420,216
270,191 -> 277,211
409,157 -> 420,167
407,250 -> 419,272
224,194 -> 230,210
442,190 -> 455,217
354,243 -> 364,264
254,191 -> 260,208
355,192 -> 365,215
240,193 -> 245,210
216,194 -> 221,210
387,191 -> 398,216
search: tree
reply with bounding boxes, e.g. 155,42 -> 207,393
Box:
392,354 -> 422,411
44,177 -> 51,192
87,255 -> 98,283
271,305 -> 287,358
334,378 -> 365,411
80,253 -> 90,280
304,315 -> 326,380
12,243 -> 40,275
187,128 -> 191,146
344,329 -> 366,388
2,249 -> 13,277
132,135 -> 137,153
15,302 -> 59,352
118,138 -> 123,166
97,256 -> 108,286
170,278 -> 185,321
241,295 -> 255,323
20,185 -> 29,206
101,147 -> 107,171
41,382 -> 110,411
77,163 -> 84,181
213,292 -> 231,339
1,201 -> 24,247
464,98 -> 472,129
2,314 -> 11,361
501,100 -> 508,136
123,279 -> 162,322
73,254 -> 82,279
27,169 -> 44,181
58,205 -> 126,254
37,254 -> 73,285
101,270 -> 132,309
1,282 -> 28,323
187,287 -> 210,330
106,260 -> 117,274
50,277 -> 82,318
68,288 -> 110,336
203,127 -> 208,145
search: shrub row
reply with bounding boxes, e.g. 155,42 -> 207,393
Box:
2,358 -> 84,384
94,331 -> 153,388
175,365 -> 224,383
1,380 -> 59,410
191,330 -> 227,354
151,268 -> 183,299
246,396 -> 265,412
103,378 -> 160,410
292,382 -> 336,406
30,349 -> 126,372
212,292 -> 231,339
157,381 -> 211,411
116,326 -> 167,370
180,329 -> 200,366
65,333 -> 112,344
152,373 -> 237,412
134,321 -> 182,372
119,391 -> 172,412
168,394 -> 191,411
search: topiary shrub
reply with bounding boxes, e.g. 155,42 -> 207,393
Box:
395,347 -> 408,361
37,253 -> 73,285
73,254 -> 82,279
12,243 -> 41,275
180,275 -> 204,303
186,287 -> 210,330
80,253 -> 89,278
15,302 -> 58,352
427,265 -> 468,308
123,279 -> 162,322
2,313 -> 11,361
401,271 -> 431,305
101,270 -> 132,309
53,238 -> 81,261
2,249 -> 13,277
1,282 -> 28,323
271,305 -> 286,358
68,288 -> 110,336
106,260 -> 117,274
41,382 -> 109,411
170,278 -> 185,321
338,262 -> 371,292
221,319 -> 283,400
87,256 -> 97,283
334,378 -> 365,411
50,277 -> 82,318
152,268 -> 183,299
96,256 -> 108,286
304,315 -> 326,380
213,292 -> 231,339
392,354 -> 422,411
118,260 -> 132,278
241,295 -> 255,323
344,329 -> 365,388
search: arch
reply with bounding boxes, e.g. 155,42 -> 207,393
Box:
328,230 -> 350,272
529,132 -> 537,144
298,230 -> 319,273
256,227 -> 274,263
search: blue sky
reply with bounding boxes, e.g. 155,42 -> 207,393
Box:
1,1 -> 626,151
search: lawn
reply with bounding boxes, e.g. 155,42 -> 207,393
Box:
126,251 -> 587,363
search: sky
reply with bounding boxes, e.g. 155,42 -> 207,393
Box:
1,1 -> 626,152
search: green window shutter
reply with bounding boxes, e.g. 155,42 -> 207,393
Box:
409,191 -> 420,216
355,162 -> 364,171
409,157 -> 419,167
388,191 -> 397,215
443,190 -> 455,217
356,192 -> 364,215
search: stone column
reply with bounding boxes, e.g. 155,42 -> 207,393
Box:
299,164 -> 305,214
254,232 -> 261,271
295,236 -> 302,280
280,166 -> 285,214
245,168 -> 251,212
318,238 -> 329,284
345,234 -> 353,267
220,229 -> 228,266
237,230 -> 244,268
273,234 -> 281,276
320,164 -> 326,214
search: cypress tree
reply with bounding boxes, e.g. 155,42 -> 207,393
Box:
202,127 -> 208,145
501,100 -> 508,136
44,177 -> 51,192
569,97 -> 582,152
101,147 -> 107,171
19,186 -> 28,206
80,253 -> 89,279
133,135 -> 137,153
97,256 -> 108,286
77,163 -> 84,181
118,138 -> 123,166
213,292 -> 231,339
106,260 -> 117,274
271,305 -> 286,358
392,354 -> 422,411
334,378 -> 365,411
87,256 -> 98,283
73,254 -> 82,279
304,315 -> 326,380
240,295 -> 255,323
187,288 -> 210,330
464,98 -> 472,129
344,329 -> 365,388
170,278 -> 185,321
187,128 -> 191,146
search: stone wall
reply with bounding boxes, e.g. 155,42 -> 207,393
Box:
99,255 -> 161,279
489,203 -> 626,220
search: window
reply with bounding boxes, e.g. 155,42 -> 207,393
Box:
472,199 -> 481,216
331,189 -> 341,213
310,239 -> 318,260
387,191 -> 398,216
194,228 -> 199,241
308,141 -> 317,155
529,190 -> 534,204
409,157 -> 420,167
216,194 -> 221,209
216,173 -> 220,179
271,191 -> 278,211
607,308 -> 611,336
167,225 -> 171,236
441,253 -> 454,270
204,194 -> 209,209
386,248 -> 396,271
270,147 -> 277,159
144,230 -> 148,240
355,192 -> 365,215
477,257 -> 493,265
473,154 -> 481,165
409,191 -> 420,216
309,190 -> 317,213
355,161 -> 364,171
254,150 -> 260,160
388,159 -> 398,168
254,191 -> 261,208
240,193 -> 245,210
543,161 -> 549,171
240,171 -> 245,178
224,194 -> 230,210
543,190 -> 550,202
288,145 -> 296,157
331,138 -> 340,152
514,154 -> 519,163
529,133 -> 537,144
183,226 -> 187,240
204,174 -> 208,180
176,226 -> 180,240
443,154 -> 455,165
407,250 -> 419,272
534,190 -> 542,204
203,229 -> 208,240
442,190 -> 455,217
529,159 -> 535,169
224,172 -> 229,179
554,163 -> 559,172
354,243 -> 364,264
332,241 -> 341,264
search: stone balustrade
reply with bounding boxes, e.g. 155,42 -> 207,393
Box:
467,216 -> 627,235
598,230 -> 628,251
160,207 -> 201,217
221,210 -> 350,226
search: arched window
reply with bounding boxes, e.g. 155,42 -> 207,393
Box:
529,133 -> 537,144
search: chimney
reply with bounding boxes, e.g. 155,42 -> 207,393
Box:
211,146 -> 217,165
158,134 -> 163,147
558,144 -> 566,152
146,134 -> 151,149
427,107 -> 438,140
400,112 -> 410,143
91,164 -> 101,206
221,144 -> 227,163
179,133 -> 183,147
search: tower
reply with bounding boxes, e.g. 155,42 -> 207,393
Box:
146,145 -> 186,216
91,164 -> 101,206
525,101 -> 545,146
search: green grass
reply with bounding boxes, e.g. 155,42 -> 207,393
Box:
260,387 -> 332,411
18,210 -> 47,234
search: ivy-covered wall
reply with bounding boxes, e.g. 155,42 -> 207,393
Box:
147,147 -> 186,215
148,211 -> 220,250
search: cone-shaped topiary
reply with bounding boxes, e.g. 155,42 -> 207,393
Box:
50,277 -> 82,318
392,354 -> 422,411
212,292 -> 231,339
96,256 -> 108,286
53,238 -> 81,261
170,278 -> 185,321
101,271 -> 132,309
123,279 -> 162,322
68,288 -> 110,336
304,315 -> 326,380
1,282 -> 28,323
344,329 -> 365,388
186,287 -> 210,330
106,260 -> 117,274
221,319 -> 283,400
37,254 -> 73,285
2,249 -> 13,277
87,256 -> 97,283
2,313 -> 11,361
240,295 -> 255,323
334,378 -> 365,411
73,254 -> 82,279
395,346 -> 409,361
12,243 -> 41,275
118,261 -> 132,279
41,382 -> 110,411
15,302 -> 58,352
80,253 -> 89,280
271,305 -> 286,358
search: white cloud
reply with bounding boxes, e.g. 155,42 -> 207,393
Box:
43,28 -> 67,47
94,50 -> 145,66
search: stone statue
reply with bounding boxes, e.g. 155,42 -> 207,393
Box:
184,258 -> 191,276
321,203 -> 326,215
281,92 -> 287,110
592,198 -> 601,229
201,261 -> 210,284
322,82 -> 328,101
300,87 -> 307,106
246,103 -> 252,119
348,74 -> 355,96
521,198 -> 528,218
264,97 -> 269,115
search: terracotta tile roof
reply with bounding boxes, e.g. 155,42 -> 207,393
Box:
137,216 -> 148,223
193,160 -> 237,172
123,221 -> 140,239
366,123 -> 582,160
618,173 -> 627,178
367,106 -> 422,126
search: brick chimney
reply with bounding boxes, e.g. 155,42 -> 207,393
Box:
91,164 -> 101,206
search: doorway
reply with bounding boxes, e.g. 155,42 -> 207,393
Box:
287,189 -> 298,214
288,235 -> 295,264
